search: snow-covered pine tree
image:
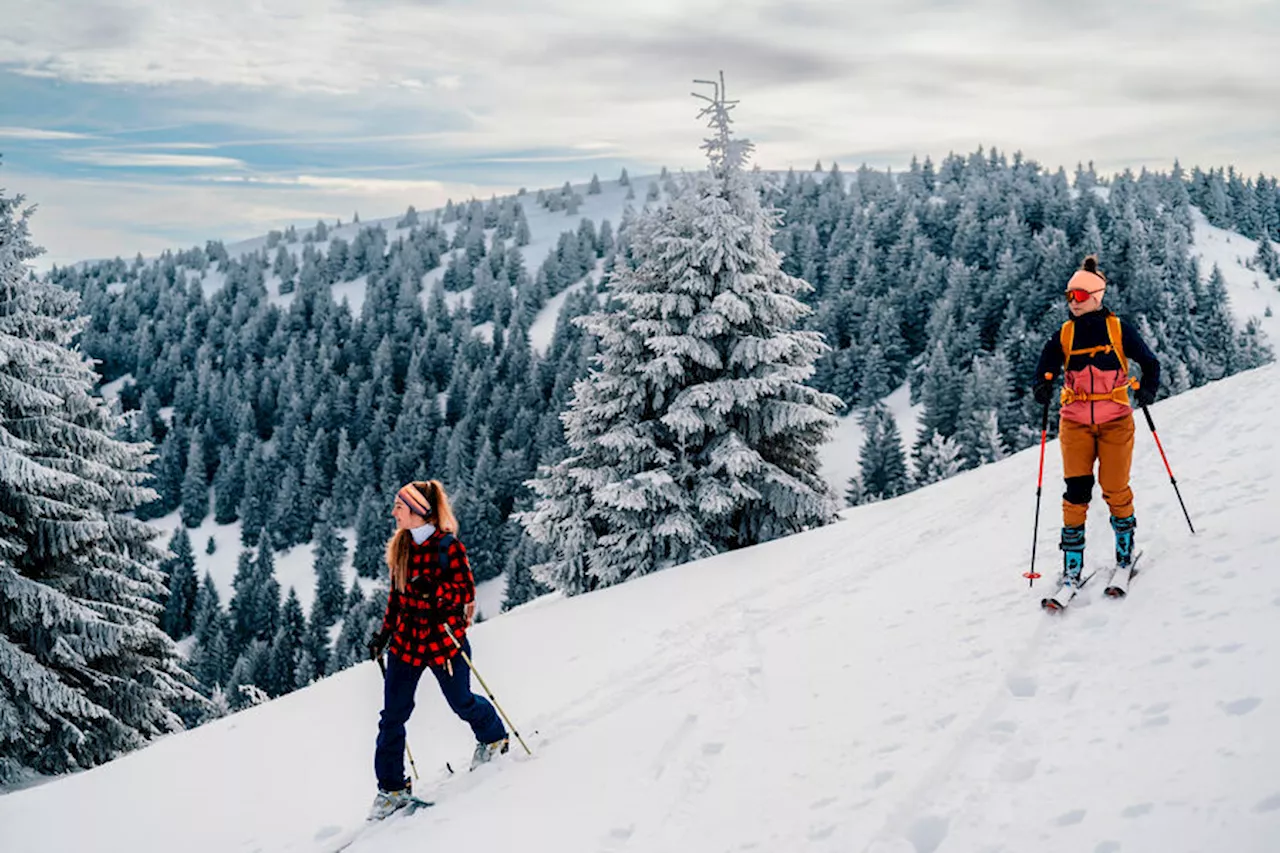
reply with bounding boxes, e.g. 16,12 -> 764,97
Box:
180,437 -> 208,528
266,588 -> 305,697
0,181 -> 201,783
311,499 -> 346,628
161,528 -> 198,639
912,430 -> 964,487
352,485 -> 389,579
857,404 -> 910,502
520,74 -> 841,593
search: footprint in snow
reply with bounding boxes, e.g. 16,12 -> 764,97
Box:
1144,702 -> 1171,715
1122,802 -> 1153,818
1221,697 -> 1262,716
997,758 -> 1038,783
1094,842 -> 1121,853
1006,675 -> 1038,697
1253,793 -> 1280,813
1056,809 -> 1087,826
905,815 -> 950,853
866,770 -> 894,789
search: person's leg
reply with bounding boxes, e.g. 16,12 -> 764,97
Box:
1059,419 -> 1098,581
374,656 -> 427,791
1097,414 -> 1137,565
429,638 -> 507,745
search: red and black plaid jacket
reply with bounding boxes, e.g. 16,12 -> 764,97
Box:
379,531 -> 474,668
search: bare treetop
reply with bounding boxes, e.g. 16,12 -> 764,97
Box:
692,71 -> 754,176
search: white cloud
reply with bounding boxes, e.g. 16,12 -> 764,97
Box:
3,0 -> 1278,267
0,126 -> 94,140
6,168 -> 505,268
2,1 -> 1276,179
60,151 -> 247,168
204,173 -> 454,194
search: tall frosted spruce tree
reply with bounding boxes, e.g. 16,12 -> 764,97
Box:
521,76 -> 842,594
0,177 -> 200,784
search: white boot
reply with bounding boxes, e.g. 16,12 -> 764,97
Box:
470,737 -> 509,770
367,786 -> 414,821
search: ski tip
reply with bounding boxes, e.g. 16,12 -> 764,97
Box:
1041,598 -> 1064,612
1104,587 -> 1127,598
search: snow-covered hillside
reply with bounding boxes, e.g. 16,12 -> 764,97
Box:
5,361 -> 1277,853
1189,207 -> 1280,347
207,176 -> 663,349
815,206 -> 1279,499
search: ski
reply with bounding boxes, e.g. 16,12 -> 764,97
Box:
329,797 -> 434,853
1104,550 -> 1144,598
1040,568 -> 1097,612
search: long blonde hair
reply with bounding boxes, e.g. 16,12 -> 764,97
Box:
386,480 -> 459,593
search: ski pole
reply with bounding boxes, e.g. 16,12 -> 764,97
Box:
1141,404 -> 1196,534
441,624 -> 532,756
376,654 -> 421,780
1024,382 -> 1052,587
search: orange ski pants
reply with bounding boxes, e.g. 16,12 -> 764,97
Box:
1059,414 -> 1135,528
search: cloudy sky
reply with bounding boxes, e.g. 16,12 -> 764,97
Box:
1,0 -> 1277,267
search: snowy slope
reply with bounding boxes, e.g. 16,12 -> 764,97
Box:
1189,207 -> 1280,347
208,177 -> 662,335
817,382 -> 922,498
145,510 -> 376,620
5,362 -> 1278,853
814,206 -> 1275,499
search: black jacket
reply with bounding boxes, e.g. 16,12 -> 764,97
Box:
1034,308 -> 1160,393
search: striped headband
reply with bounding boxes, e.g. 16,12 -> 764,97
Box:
396,483 -> 432,517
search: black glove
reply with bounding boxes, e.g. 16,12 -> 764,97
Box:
367,628 -> 391,661
1135,384 -> 1157,407
1032,379 -> 1054,406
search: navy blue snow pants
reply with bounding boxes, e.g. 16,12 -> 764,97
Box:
374,637 -> 507,791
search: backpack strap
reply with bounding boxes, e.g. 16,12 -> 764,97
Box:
1106,314 -> 1128,376
1058,314 -> 1138,406
436,533 -> 456,566
1059,319 -> 1075,370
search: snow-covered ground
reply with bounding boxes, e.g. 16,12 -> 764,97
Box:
1189,207 -> 1280,347
202,177 -> 658,341
6,361 -> 1278,853
145,510 -> 376,619
817,382 -> 922,497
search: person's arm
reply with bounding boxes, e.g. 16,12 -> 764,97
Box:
1121,320 -> 1160,401
1032,329 -> 1063,401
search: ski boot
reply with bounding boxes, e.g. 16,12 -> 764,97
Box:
1042,525 -> 1086,611
367,782 -> 416,821
1111,514 -> 1136,567
1105,515 -> 1138,597
471,736 -> 509,770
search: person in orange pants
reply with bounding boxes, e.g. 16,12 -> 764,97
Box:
1033,255 -> 1160,589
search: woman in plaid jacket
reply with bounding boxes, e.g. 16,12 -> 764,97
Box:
365,480 -> 508,819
